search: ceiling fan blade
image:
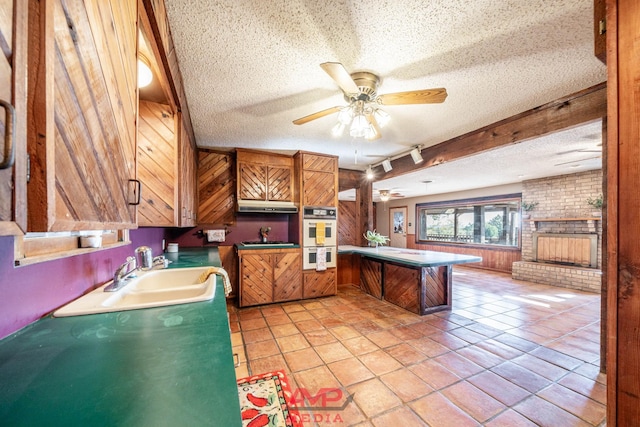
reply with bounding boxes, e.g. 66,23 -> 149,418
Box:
320,62 -> 359,94
292,106 -> 341,125
554,155 -> 602,166
365,112 -> 382,140
378,88 -> 448,105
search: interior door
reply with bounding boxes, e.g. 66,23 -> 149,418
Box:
389,206 -> 407,248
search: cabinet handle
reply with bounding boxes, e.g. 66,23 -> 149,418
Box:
233,353 -> 241,367
0,99 -> 15,170
128,179 -> 141,205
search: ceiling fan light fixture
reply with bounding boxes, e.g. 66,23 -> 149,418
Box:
373,108 -> 390,128
379,190 -> 390,202
410,146 -> 424,164
382,158 -> 393,172
364,124 -> 378,140
365,165 -> 374,180
331,122 -> 346,137
337,106 -> 354,125
350,113 -> 369,137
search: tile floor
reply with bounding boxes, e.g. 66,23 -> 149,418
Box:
228,267 -> 606,427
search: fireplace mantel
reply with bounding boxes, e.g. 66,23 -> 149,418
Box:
528,217 -> 600,232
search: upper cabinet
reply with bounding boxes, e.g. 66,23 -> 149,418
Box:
0,0 -> 28,235
298,152 -> 338,207
236,149 -> 293,202
178,113 -> 197,227
137,100 -> 177,226
26,0 -> 138,231
198,150 -> 235,226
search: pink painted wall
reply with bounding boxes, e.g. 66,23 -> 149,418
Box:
0,228 -> 165,340
166,214 -> 296,247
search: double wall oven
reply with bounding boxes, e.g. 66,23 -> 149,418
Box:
302,206 -> 337,270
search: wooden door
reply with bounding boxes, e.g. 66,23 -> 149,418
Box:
303,270 -> 337,299
239,253 -> 272,307
197,150 -> 235,225
137,100 -> 177,226
238,162 -> 267,200
273,251 -> 302,301
27,0 -> 137,231
0,0 -> 27,235
389,206 -> 407,248
267,166 -> 292,201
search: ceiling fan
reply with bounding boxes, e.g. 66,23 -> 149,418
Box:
376,189 -> 406,202
292,62 -> 448,140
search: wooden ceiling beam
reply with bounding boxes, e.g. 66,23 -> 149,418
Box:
371,82 -> 607,180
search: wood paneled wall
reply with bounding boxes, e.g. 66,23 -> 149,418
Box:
408,236 -> 521,273
338,201 -> 358,245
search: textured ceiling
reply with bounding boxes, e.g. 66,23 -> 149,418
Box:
163,0 -> 606,196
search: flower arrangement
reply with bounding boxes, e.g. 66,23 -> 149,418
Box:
364,230 -> 390,246
587,194 -> 603,209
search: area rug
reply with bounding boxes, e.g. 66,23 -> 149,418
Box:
237,370 -> 303,427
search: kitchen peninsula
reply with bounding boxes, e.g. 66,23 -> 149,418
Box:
338,245 -> 481,315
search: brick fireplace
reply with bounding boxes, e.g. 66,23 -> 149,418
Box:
512,170 -> 602,293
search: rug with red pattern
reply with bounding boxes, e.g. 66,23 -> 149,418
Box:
236,370 -> 302,427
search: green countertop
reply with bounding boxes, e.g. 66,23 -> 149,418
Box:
338,245 -> 482,268
0,248 -> 241,427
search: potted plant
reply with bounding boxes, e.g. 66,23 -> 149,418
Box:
521,201 -> 538,219
587,194 -> 603,217
364,230 -> 390,249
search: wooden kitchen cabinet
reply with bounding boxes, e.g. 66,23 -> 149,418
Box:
298,152 -> 338,208
137,100 -> 177,226
26,0 -> 138,231
238,248 -> 301,307
303,269 -> 337,299
0,0 -> 27,235
178,115 -> 197,227
236,149 -> 293,202
197,150 -> 235,225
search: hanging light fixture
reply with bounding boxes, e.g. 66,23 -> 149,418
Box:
379,190 -> 390,202
410,145 -> 424,164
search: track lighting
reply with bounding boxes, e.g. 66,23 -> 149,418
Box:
410,146 -> 424,164
365,165 -> 374,180
382,159 -> 393,173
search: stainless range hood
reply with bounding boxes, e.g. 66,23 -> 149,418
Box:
237,200 -> 298,214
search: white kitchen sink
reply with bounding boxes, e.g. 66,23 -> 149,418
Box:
53,267 -> 217,317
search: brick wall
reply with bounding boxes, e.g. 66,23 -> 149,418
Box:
512,170 -> 603,293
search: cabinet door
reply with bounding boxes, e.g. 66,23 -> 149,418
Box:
27,0 -> 137,231
302,170 -> 337,207
178,119 -> 197,227
360,257 -> 383,299
240,253 -> 272,307
0,0 -> 27,235
238,162 -> 267,200
138,101 -> 177,226
273,251 -> 301,301
198,150 -> 235,225
303,270 -> 337,299
267,166 -> 293,201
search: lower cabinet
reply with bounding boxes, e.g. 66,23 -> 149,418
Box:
303,269 -> 337,299
238,248 -> 301,307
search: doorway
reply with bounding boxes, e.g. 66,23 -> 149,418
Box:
389,206 -> 407,248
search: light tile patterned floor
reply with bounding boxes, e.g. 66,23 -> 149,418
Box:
228,267 -> 606,426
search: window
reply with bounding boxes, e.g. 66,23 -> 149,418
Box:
416,194 -> 521,248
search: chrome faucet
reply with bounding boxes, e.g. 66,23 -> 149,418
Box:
104,256 -> 138,292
